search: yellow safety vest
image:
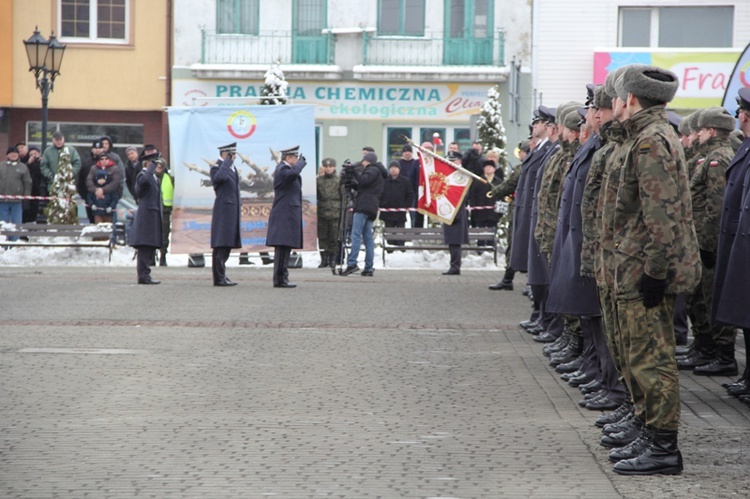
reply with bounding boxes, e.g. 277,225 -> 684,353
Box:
161,174 -> 174,207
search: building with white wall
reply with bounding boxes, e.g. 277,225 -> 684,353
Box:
532,0 -> 750,110
172,0 -> 533,165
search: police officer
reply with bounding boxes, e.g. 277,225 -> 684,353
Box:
210,142 -> 242,287
266,146 -> 306,288
608,64 -> 700,476
129,149 -> 164,284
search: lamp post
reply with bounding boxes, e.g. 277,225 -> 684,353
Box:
24,26 -> 66,153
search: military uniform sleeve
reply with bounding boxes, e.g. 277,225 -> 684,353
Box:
700,152 -> 728,252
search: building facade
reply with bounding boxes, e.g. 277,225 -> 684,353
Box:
2,0 -> 170,160
532,0 -> 750,110
172,0 -> 533,167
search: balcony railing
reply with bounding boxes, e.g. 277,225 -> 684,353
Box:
200,28 -> 334,65
363,30 -> 505,66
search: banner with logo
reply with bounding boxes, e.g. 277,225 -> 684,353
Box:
166,105 -> 317,254
415,146 -> 472,225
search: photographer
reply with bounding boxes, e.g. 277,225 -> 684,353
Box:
340,152 -> 388,277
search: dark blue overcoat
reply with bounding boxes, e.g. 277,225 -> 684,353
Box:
509,140 -> 553,272
210,157 -> 242,249
527,142 -> 560,285
714,138 -> 750,328
547,136 -> 601,316
266,157 -> 306,248
442,198 -> 469,245
128,162 -> 162,248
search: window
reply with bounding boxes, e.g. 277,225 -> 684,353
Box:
217,0 -> 259,35
378,0 -> 425,36
619,6 -> 733,48
60,0 -> 129,43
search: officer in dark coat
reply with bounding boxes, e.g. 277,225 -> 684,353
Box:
210,142 -> 242,287
266,145 -> 306,288
713,87 -> 750,397
129,150 -> 164,284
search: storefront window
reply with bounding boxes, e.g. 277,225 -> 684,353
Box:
386,127 -> 412,162
419,127 -> 446,155
26,121 -> 144,161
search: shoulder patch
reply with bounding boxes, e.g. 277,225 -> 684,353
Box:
639,143 -> 652,154
709,161 -> 719,167
697,158 -> 705,164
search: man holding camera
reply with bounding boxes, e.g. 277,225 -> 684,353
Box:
266,146 -> 307,288
129,147 -> 164,284
210,142 -> 242,287
341,152 -> 387,276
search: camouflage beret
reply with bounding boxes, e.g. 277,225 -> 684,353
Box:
604,66 -> 627,100
593,84 -> 612,109
697,106 -> 736,132
621,64 -> 679,103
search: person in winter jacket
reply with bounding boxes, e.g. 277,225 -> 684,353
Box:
86,152 -> 123,223
316,157 -> 341,268
0,147 -> 32,240
341,151 -> 387,276
379,161 -> 414,247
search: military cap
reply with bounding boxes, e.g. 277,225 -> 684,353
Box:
218,142 -> 236,154
697,106 -> 736,131
518,139 -> 531,152
562,108 -> 582,131
322,157 -> 336,167
604,66 -> 627,100
621,64 -> 679,103
666,111 -> 683,134
280,145 -> 300,157
538,105 -> 557,123
585,83 -> 596,107
531,107 -> 544,124
594,85 -> 613,110
736,87 -> 750,114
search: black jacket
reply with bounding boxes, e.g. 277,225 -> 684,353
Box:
352,162 -> 387,220
469,175 -> 503,226
379,174 -> 414,224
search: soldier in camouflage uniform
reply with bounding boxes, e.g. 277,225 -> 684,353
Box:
316,158 -> 342,268
608,64 -> 701,476
489,139 -> 531,291
677,108 -> 738,376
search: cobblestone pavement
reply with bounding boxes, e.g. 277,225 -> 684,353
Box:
1,266 -> 748,498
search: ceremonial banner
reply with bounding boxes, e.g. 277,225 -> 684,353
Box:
167,105 -> 317,254
416,147 -> 472,225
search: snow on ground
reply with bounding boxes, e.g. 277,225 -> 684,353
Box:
0,244 -> 505,271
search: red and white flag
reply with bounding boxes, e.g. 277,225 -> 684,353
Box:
416,147 -> 473,225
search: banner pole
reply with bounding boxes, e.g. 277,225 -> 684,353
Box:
403,137 -> 488,185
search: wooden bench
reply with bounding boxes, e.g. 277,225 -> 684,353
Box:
381,226 -> 500,266
1,223 -> 117,261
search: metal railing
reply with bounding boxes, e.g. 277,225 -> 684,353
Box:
362,30 -> 505,66
200,28 -> 334,65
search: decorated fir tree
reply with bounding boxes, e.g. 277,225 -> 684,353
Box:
477,85 -> 508,170
45,147 -> 79,225
260,61 -> 289,105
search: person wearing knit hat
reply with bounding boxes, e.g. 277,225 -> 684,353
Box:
677,105 -> 738,378
379,159 -> 414,252
608,64 -> 699,477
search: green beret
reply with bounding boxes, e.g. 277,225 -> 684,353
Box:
594,84 -> 612,109
697,106 -> 736,132
621,64 -> 679,103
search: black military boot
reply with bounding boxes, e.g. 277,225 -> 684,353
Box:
609,424 -> 654,462
595,401 -> 633,428
603,411 -> 634,435
601,417 -> 642,448
613,428 -> 683,475
543,327 -> 571,357
318,252 -> 328,268
159,251 -> 168,267
694,343 -> 739,376
489,268 -> 515,290
677,337 -> 716,370
549,333 -> 582,367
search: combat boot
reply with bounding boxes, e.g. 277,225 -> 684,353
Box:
555,355 -> 584,374
694,344 -> 739,376
489,269 -> 515,290
159,251 -> 168,267
603,411 -> 634,434
601,417 -> 642,448
549,333 -> 582,367
595,401 -> 632,428
543,327 -> 571,357
613,428 -> 683,475
318,252 -> 328,268
677,338 -> 716,370
609,425 -> 654,462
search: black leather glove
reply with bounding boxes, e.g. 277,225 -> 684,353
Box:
699,249 -> 716,269
640,273 -> 667,309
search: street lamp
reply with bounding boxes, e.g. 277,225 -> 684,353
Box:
24,26 -> 66,153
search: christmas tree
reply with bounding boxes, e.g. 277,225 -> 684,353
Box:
260,61 -> 289,105
477,85 -> 508,170
45,147 -> 79,225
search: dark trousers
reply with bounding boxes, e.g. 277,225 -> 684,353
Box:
673,294 -> 689,345
383,219 -> 406,246
448,244 -> 461,272
273,245 -> 292,286
135,246 -> 156,282
581,315 -> 626,403
212,247 -> 232,284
